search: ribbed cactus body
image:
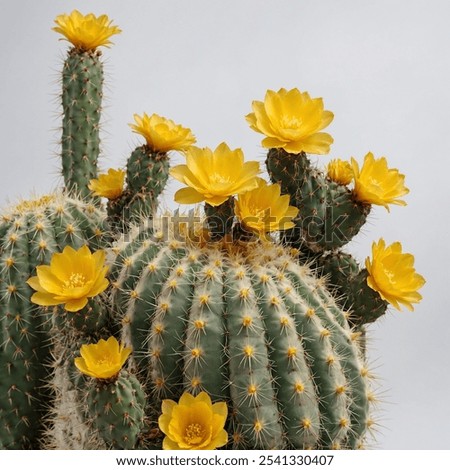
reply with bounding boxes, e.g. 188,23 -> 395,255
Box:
61,49 -> 103,198
111,234 -> 372,449
86,371 -> 146,449
0,194 -> 108,449
267,149 -> 369,252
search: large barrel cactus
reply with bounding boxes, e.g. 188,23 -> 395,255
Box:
111,235 -> 370,449
0,10 -> 425,451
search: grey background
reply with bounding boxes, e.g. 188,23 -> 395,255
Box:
1,0 -> 448,449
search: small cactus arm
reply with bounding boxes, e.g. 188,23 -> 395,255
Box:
60,47 -> 103,198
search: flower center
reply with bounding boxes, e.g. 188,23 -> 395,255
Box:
95,354 -> 115,368
209,173 -> 232,186
368,177 -> 382,192
280,115 -> 302,130
247,204 -> 271,224
184,423 -> 205,444
64,272 -> 87,290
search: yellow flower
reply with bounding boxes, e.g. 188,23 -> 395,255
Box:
327,158 -> 354,185
235,179 -> 299,238
170,143 -> 260,206
27,245 -> 109,312
130,113 -> 196,153
88,168 -> 125,199
365,239 -> 425,311
246,88 -> 334,155
74,337 -> 131,380
352,152 -> 409,210
53,10 -> 121,51
159,391 -> 228,450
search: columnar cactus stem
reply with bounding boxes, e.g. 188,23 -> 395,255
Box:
61,48 -> 103,197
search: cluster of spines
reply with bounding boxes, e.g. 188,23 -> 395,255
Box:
110,234 -> 378,449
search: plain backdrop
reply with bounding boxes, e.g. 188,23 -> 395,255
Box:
1,0 -> 449,449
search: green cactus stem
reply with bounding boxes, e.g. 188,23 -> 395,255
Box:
61,48 -> 103,198
204,197 -> 235,241
86,370 -> 146,449
266,148 -> 370,252
318,251 -> 388,327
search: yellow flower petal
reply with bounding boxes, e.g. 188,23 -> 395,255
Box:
174,187 -> 206,205
283,132 -> 334,155
172,144 -> 260,206
162,436 -> 181,450
73,357 -> 92,377
158,391 -> 228,450
352,152 -> 409,209
30,291 -> 59,307
365,238 -> 425,311
247,88 -> 334,155
212,401 -> 228,425
35,265 -> 63,294
28,245 -> 109,312
208,429 -> 229,450
27,275 -> 45,293
53,10 -> 121,51
169,164 -> 191,184
65,297 -> 89,312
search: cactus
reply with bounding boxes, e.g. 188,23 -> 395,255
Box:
266,149 -> 370,253
86,370 -> 146,449
111,235 -> 371,449
104,113 -> 195,232
0,194 -> 107,449
0,11 -> 425,451
55,10 -> 120,198
0,10 -> 120,449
